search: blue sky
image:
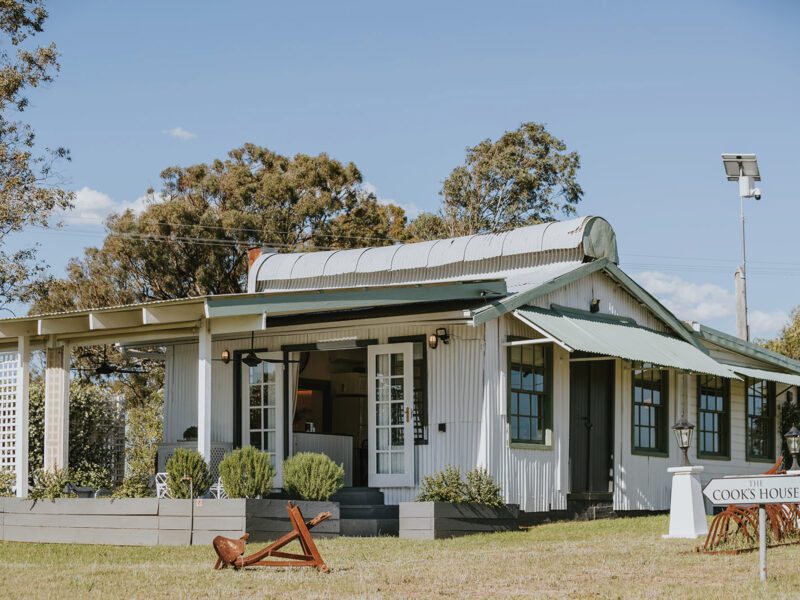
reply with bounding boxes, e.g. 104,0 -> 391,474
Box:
10,1 -> 800,338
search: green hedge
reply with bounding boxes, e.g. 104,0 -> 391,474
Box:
165,448 -> 210,498
219,446 -> 275,498
283,452 -> 344,501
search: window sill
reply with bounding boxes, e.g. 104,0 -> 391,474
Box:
697,453 -> 731,462
509,441 -> 553,451
746,456 -> 777,464
631,449 -> 669,458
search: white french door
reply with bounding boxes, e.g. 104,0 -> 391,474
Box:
241,351 -> 284,486
368,343 -> 415,487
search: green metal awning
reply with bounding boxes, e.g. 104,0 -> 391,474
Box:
726,365 -> 800,387
206,280 -> 507,319
513,306 -> 736,378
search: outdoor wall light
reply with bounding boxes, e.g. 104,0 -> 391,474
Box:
220,349 -> 231,364
784,426 -> 800,471
428,328 -> 451,349
672,416 -> 695,467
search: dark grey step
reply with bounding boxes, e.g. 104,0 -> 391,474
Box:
331,487 -> 386,505
569,502 -> 616,521
340,504 -> 399,520
340,518 -> 399,537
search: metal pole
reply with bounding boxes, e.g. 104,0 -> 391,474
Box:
739,173 -> 750,341
759,504 -> 767,583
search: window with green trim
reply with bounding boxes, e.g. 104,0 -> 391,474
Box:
697,375 -> 729,458
746,378 -> 775,461
508,343 -> 552,445
632,364 -> 669,454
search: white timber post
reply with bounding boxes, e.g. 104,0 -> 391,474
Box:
197,318 -> 212,461
43,340 -> 70,471
15,336 -> 30,497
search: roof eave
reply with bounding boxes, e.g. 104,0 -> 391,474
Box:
691,324 -> 800,375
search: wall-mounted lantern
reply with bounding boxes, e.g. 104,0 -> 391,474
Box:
428,327 -> 450,349
220,349 -> 231,364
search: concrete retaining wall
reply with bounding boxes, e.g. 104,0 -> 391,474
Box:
0,498 -> 339,546
399,502 -> 519,539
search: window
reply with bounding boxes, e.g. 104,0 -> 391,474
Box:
388,336 -> 428,444
746,378 -> 775,461
632,364 -> 669,454
507,343 -> 552,445
697,375 -> 730,458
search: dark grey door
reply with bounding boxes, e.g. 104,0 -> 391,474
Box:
569,360 -> 614,494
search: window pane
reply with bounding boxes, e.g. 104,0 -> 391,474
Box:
249,386 -> 261,407
249,409 -> 260,430
519,394 -> 531,417
377,428 -> 389,450
249,431 -> 262,449
377,452 -> 390,474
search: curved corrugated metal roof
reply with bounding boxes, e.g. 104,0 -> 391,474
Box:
392,239 -> 438,270
249,216 -> 618,292
356,245 -> 402,273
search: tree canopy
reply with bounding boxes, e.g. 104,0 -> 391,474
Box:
436,122 -> 582,237
33,144 -> 408,313
0,0 -> 72,312
764,308 -> 800,361
35,121 -> 583,313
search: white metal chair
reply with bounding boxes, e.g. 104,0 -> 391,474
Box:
155,472 -> 170,499
209,477 -> 228,499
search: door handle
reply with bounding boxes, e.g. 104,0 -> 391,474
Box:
405,407 -> 411,423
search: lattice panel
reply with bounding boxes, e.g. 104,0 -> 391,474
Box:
0,352 -> 18,473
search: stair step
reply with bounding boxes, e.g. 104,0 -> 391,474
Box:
331,487 -> 386,505
340,504 -> 399,519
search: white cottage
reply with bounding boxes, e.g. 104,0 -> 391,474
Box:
1,215 -> 799,519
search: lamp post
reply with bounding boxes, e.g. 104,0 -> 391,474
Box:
721,154 -> 762,342
784,426 -> 800,472
672,417 -> 695,467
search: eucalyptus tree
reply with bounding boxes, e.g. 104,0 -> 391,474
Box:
0,0 -> 72,312
437,121 -> 583,237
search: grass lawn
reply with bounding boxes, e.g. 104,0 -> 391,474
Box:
1,515 -> 798,599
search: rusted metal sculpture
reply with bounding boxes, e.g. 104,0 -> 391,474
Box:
213,501 -> 331,572
702,459 -> 800,553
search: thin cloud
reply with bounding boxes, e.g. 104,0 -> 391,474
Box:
165,126 -> 197,140
59,186 -> 155,225
363,181 -> 421,218
634,270 -> 789,338
750,310 -> 790,338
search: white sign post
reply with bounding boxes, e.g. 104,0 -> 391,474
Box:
703,474 -> 800,583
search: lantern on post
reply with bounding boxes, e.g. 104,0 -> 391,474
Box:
784,426 -> 800,472
672,417 -> 695,467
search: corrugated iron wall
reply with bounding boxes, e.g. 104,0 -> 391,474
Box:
527,271 -> 669,332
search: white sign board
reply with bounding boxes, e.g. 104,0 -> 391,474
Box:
703,474 -> 800,506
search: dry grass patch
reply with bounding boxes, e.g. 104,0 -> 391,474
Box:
1,515 -> 800,598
